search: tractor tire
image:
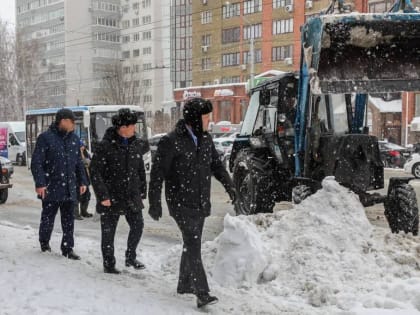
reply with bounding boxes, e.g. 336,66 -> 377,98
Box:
292,185 -> 312,204
384,183 -> 419,236
412,163 -> 420,179
232,150 -> 274,215
0,189 -> 8,204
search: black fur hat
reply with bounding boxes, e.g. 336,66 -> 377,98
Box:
183,98 -> 212,136
112,108 -> 138,127
55,108 -> 76,123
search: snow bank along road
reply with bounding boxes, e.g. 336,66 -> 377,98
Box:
2,167 -> 420,314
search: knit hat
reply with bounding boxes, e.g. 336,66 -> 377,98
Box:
55,108 -> 76,123
183,98 -> 213,136
111,108 -> 138,127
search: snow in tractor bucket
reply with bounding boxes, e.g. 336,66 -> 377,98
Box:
303,13 -> 420,94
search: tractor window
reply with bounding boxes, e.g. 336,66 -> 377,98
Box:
241,90 -> 260,136
253,106 -> 265,135
316,94 -> 348,134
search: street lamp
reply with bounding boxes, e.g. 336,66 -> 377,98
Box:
225,1 -> 255,89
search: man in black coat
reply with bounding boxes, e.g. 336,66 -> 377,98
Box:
148,98 -> 236,308
90,108 -> 147,274
31,108 -> 87,260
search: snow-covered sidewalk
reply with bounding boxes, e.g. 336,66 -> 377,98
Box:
2,177 -> 420,315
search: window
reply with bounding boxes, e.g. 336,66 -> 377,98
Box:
415,93 -> 420,116
202,34 -> 212,46
222,3 -> 240,19
143,79 -> 152,87
123,66 -> 131,74
122,20 -> 130,29
222,53 -> 240,67
134,33 -> 140,41
143,63 -> 152,70
201,11 -> 212,24
142,31 -> 151,40
142,0 -> 151,8
122,35 -> 130,43
244,0 -> 262,14
133,49 -> 140,57
273,19 -> 294,34
221,76 -> 241,84
133,2 -> 139,10
133,18 -> 139,26
144,95 -> 152,103
243,23 -> 262,39
273,0 -> 293,9
201,58 -> 211,70
122,51 -> 130,59
243,49 -> 262,64
142,15 -> 151,24
272,45 -> 293,61
222,27 -> 240,44
143,47 -> 152,55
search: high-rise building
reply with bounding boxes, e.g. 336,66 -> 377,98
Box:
15,0 -> 122,108
192,0 -> 331,87
120,0 -> 173,118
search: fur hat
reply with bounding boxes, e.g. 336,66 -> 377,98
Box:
111,108 -> 138,127
183,98 -> 212,136
55,109 -> 76,123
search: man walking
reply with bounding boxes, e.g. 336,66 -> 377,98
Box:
31,108 -> 87,260
74,140 -> 93,220
90,108 -> 147,274
148,98 -> 236,308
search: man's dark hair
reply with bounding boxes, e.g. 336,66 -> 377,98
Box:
55,108 -> 76,124
112,108 -> 138,128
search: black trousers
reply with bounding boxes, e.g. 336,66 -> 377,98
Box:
39,200 -> 75,254
100,210 -> 144,267
174,214 -> 209,296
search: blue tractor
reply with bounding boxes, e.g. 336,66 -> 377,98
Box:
229,0 -> 420,234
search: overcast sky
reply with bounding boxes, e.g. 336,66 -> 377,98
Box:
0,0 -> 16,25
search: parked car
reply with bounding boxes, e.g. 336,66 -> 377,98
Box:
404,153 -> 420,178
148,133 -> 166,161
0,158 -> 13,204
0,156 -> 14,177
213,137 -> 234,168
378,141 -> 411,168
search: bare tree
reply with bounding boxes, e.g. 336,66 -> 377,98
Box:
98,61 -> 147,106
0,20 -> 42,120
152,110 -> 171,134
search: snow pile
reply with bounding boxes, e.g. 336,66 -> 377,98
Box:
206,177 -> 420,313
212,214 -> 267,286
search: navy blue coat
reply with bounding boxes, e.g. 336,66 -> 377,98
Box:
31,124 -> 87,202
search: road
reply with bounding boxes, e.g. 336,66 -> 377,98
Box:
1,166 -> 419,246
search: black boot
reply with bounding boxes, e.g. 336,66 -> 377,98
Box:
80,201 -> 92,217
125,258 -> 145,270
62,250 -> 81,260
104,265 -> 121,274
197,294 -> 218,308
40,242 -> 51,252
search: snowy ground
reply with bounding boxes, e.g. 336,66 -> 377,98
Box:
2,176 -> 420,315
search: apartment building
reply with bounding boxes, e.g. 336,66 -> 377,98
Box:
16,0 -> 122,108
192,0 -> 331,87
120,0 -> 173,118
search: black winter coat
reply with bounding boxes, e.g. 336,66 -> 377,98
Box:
31,124 -> 87,202
149,119 -> 234,218
90,127 -> 147,215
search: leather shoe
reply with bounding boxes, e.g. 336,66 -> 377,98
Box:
125,258 -> 145,270
40,243 -> 51,252
104,266 -> 121,274
74,215 -> 83,220
62,250 -> 81,260
197,294 -> 218,308
81,213 -> 93,218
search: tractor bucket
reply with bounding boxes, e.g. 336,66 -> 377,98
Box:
302,13 -> 420,94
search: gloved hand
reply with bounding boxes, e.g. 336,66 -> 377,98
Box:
227,187 -> 237,204
149,205 -> 162,221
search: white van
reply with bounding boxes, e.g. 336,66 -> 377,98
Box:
0,121 -> 26,166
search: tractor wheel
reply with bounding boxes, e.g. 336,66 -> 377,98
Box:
292,185 -> 312,204
412,163 -> 420,178
385,183 -> 419,235
0,189 -> 8,204
232,151 -> 274,215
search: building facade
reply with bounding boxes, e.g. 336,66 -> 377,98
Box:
15,0 -> 122,108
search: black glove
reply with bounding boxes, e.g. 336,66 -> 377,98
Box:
227,187 -> 237,204
149,205 -> 162,221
